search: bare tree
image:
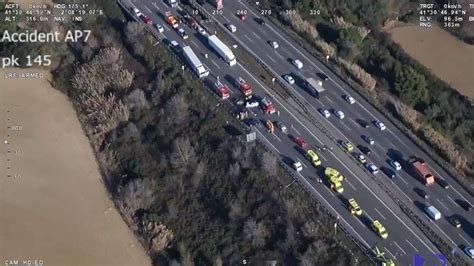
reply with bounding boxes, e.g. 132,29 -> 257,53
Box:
228,162 -> 241,177
149,222 -> 174,253
285,222 -> 297,249
179,243 -> 194,266
260,151 -> 277,177
214,256 -> 223,266
191,160 -> 206,190
229,200 -> 243,221
126,89 -> 149,110
244,218 -> 269,248
231,144 -> 242,160
122,122 -> 140,141
117,178 -> 154,226
171,137 -> 196,168
301,220 -> 319,239
166,94 -> 189,125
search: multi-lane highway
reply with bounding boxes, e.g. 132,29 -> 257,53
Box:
123,0 -> 472,263
193,0 -> 474,256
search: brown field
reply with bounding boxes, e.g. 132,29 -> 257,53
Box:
389,25 -> 474,99
0,69 -> 150,266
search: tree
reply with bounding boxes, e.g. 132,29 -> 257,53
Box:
394,65 -> 428,107
244,218 -> 269,248
126,89 -> 149,110
171,137 -> 196,168
260,151 -> 277,177
229,162 -> 241,177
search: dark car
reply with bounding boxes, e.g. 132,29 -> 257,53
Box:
317,72 -> 329,81
436,178 -> 449,189
358,145 -> 371,156
458,200 -> 472,211
255,17 -> 266,25
414,187 -> 429,199
196,0 -> 205,4
244,117 -> 258,127
357,119 -> 370,128
381,167 -> 395,179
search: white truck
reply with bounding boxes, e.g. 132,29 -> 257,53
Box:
305,77 -> 325,99
182,46 -> 209,78
166,0 -> 178,7
425,205 -> 441,220
208,35 -> 236,66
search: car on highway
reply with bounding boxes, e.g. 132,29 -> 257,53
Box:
245,99 -> 259,108
293,136 -> 308,149
244,117 -> 258,127
155,24 -> 164,33
334,110 -> 345,119
381,167 -> 396,179
355,153 -> 367,164
348,198 -> 362,216
270,41 -> 279,49
170,40 -> 180,51
196,0 -> 205,4
374,121 -> 386,131
390,160 -> 402,171
177,28 -> 188,39
293,160 -> 303,172
284,74 -> 295,84
464,247 -> 474,259
255,17 -> 266,25
292,59 -> 303,69
372,220 -> 388,239
362,135 -> 374,145
345,95 -> 355,104
366,163 -> 379,174
458,200 -> 472,211
342,141 -> 354,152
317,72 -> 329,81
306,150 -> 321,166
414,187 -> 429,199
133,7 -> 141,16
436,178 -> 449,189
227,24 -> 237,33
359,145 -> 371,155
197,27 -> 207,36
448,216 -> 461,228
276,121 -> 288,134
320,108 -> 330,118
141,14 -> 153,25
234,98 -> 245,106
237,13 -> 246,20
357,119 -> 370,128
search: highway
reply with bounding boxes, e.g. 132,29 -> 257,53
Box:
123,0 -> 466,264
192,0 -> 474,258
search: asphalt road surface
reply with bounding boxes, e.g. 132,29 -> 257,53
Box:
123,0 -> 471,263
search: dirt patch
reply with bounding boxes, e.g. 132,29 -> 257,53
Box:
388,25 -> 474,99
0,69 -> 150,266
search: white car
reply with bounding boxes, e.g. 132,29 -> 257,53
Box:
293,161 -> 303,172
245,100 -> 259,108
284,75 -> 295,84
227,24 -> 237,33
464,247 -> 474,259
292,59 -> 303,69
390,160 -> 402,171
177,28 -> 188,39
197,27 -> 207,36
320,108 -> 330,118
334,110 -> 345,119
375,121 -> 386,131
345,95 -> 355,104
270,41 -> 278,49
366,163 -> 379,174
133,8 -> 142,16
155,24 -> 164,33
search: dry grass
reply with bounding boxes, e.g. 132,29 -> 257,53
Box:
389,25 -> 474,99
0,68 -> 150,266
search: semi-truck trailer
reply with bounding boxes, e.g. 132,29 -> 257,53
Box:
409,158 -> 435,186
208,35 -> 236,66
305,77 -> 325,99
182,46 -> 209,78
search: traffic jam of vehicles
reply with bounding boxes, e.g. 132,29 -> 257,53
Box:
127,0 -> 473,259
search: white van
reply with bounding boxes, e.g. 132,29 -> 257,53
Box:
292,59 -> 303,69
425,205 -> 441,220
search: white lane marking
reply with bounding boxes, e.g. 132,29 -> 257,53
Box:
374,208 -> 386,220
238,0 -> 260,17
430,218 -> 457,245
275,52 -> 285,60
210,59 -> 220,69
293,127 -> 302,135
386,128 -> 412,151
350,118 -> 359,127
385,248 -> 395,259
326,96 -> 334,104
151,1 -> 160,10
238,62 -> 435,253
406,239 -> 419,252
190,39 -> 199,48
299,159 -> 308,168
431,168 -> 471,205
391,181 -> 411,200
458,233 -> 470,245
436,198 -> 449,210
340,121 -> 352,132
255,129 -> 280,154
447,195 -> 457,205
267,54 -> 276,63
294,172 -> 370,247
346,179 -> 356,191
243,34 -> 253,43
394,241 -> 407,255
251,31 -> 262,40
398,175 -> 409,185
222,16 -> 230,23
144,5 -> 152,13
273,134 -> 282,142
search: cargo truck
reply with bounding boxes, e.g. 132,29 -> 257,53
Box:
425,205 -> 441,220
209,0 -> 224,10
305,77 -> 325,99
208,35 -> 236,66
182,46 -> 209,78
237,77 -> 252,96
409,158 -> 435,186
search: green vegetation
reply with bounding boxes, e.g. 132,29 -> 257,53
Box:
2,1 -> 369,264
265,0 -> 474,181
